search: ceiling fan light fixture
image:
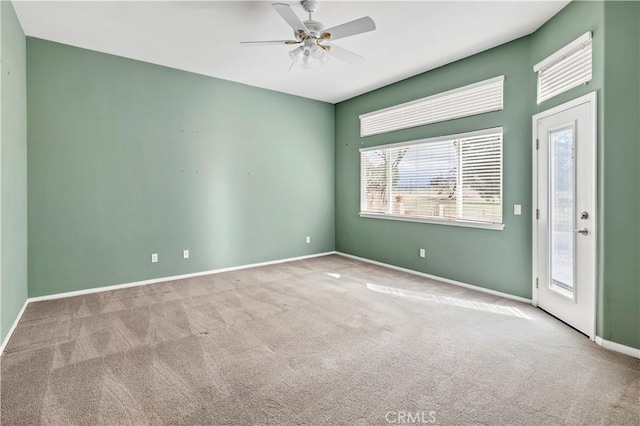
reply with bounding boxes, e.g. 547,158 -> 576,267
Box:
308,43 -> 323,58
289,46 -> 305,61
319,52 -> 331,65
290,45 -> 328,69
302,54 -> 312,69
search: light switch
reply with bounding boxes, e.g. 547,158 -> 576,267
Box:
514,204 -> 522,215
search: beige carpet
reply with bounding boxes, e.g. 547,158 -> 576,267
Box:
1,255 -> 639,425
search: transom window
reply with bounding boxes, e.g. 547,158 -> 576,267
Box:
360,128 -> 503,229
535,32 -> 592,104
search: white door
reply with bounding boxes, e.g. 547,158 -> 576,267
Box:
533,92 -> 597,339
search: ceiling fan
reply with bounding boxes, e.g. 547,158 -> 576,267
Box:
241,1 -> 376,69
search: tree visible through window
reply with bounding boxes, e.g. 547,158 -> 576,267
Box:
360,129 -> 503,225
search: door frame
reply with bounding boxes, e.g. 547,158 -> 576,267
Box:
531,91 -> 598,340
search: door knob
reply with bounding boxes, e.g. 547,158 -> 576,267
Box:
574,228 -> 589,235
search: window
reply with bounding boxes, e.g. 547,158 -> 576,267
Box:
535,32 -> 592,104
360,128 -> 503,229
359,76 -> 504,137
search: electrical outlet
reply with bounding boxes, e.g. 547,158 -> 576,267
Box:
306,236 -> 311,244
419,249 -> 426,258
183,250 -> 189,259
514,204 -> 522,215
151,253 -> 158,263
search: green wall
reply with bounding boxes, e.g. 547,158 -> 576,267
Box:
0,0 -> 28,343
27,38 -> 335,297
600,1 -> 640,350
336,1 -> 640,350
336,37 -> 535,299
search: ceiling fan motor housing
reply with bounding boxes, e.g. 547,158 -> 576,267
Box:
303,20 -> 324,36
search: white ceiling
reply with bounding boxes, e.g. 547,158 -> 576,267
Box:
13,1 -> 569,103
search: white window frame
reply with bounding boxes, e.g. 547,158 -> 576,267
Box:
359,127 -> 504,231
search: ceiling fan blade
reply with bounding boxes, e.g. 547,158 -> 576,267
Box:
327,44 -> 365,66
272,3 -> 309,34
240,40 -> 299,45
322,16 -> 376,41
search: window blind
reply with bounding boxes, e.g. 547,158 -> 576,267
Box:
359,76 -> 504,137
360,128 -> 503,226
535,32 -> 592,104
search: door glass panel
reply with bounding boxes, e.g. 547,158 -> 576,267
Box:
549,125 -> 575,298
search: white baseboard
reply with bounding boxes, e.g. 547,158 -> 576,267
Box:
1,251 -> 336,356
29,251 -> 337,303
336,251 -> 532,304
0,298 -> 29,355
595,336 -> 640,359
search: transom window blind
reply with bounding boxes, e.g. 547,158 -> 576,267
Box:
359,76 -> 504,137
360,128 -> 503,226
535,32 -> 592,104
